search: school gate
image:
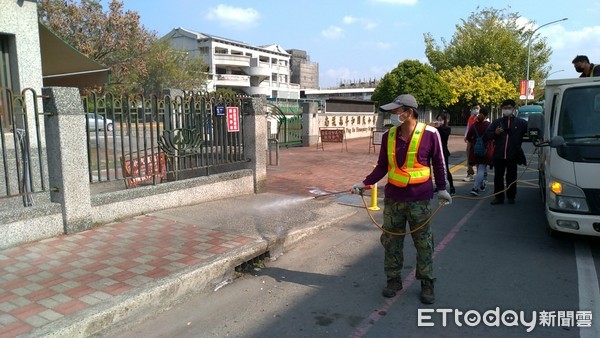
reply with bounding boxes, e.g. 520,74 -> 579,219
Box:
267,100 -> 303,147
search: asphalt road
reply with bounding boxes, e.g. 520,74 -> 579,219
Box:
111,142 -> 600,338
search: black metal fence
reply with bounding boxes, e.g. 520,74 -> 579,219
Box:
0,87 -> 48,205
266,102 -> 303,147
83,92 -> 248,188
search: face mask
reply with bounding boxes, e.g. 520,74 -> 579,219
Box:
471,109 -> 479,115
390,114 -> 403,126
575,66 -> 584,73
502,109 -> 513,117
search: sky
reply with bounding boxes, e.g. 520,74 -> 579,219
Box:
119,0 -> 600,88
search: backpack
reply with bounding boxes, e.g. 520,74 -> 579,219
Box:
472,126 -> 487,158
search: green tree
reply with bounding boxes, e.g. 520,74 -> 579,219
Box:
134,39 -> 208,95
213,88 -> 238,97
38,0 -> 207,94
438,64 -> 517,108
38,0 -> 153,92
371,60 -> 453,111
424,6 -> 552,99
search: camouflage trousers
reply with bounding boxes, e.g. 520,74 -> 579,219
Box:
380,198 -> 434,281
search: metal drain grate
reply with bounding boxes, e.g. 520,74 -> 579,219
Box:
235,251 -> 271,274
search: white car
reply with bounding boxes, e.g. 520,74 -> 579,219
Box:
86,113 -> 113,132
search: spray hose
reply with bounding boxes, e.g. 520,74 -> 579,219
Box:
357,147 -> 539,237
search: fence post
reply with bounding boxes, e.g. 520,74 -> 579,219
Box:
302,101 -> 319,147
243,96 -> 268,193
42,87 -> 92,234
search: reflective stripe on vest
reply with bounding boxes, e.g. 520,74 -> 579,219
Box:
387,122 -> 431,187
587,64 -> 598,77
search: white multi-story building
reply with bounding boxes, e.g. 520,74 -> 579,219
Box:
162,27 -> 300,99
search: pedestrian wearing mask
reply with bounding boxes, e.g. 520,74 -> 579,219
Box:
485,99 -> 528,205
466,108 -> 493,196
351,94 -> 452,304
432,112 -> 455,195
572,55 -> 600,77
462,103 -> 480,181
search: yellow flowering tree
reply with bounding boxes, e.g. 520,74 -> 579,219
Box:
438,64 -> 517,108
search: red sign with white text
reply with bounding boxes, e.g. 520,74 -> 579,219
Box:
226,107 -> 240,132
519,80 -> 535,100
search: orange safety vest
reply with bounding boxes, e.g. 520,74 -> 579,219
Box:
387,122 -> 431,187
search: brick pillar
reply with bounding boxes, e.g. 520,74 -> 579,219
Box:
42,87 -> 92,233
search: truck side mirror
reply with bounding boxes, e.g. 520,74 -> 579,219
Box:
528,113 -> 544,143
549,136 -> 565,148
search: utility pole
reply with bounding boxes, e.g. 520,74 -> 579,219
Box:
525,18 -> 568,105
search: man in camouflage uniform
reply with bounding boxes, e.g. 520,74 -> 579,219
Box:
352,94 -> 451,304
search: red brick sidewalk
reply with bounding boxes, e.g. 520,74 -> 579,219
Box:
0,216 -> 255,337
266,138 -> 380,196
266,135 -> 468,196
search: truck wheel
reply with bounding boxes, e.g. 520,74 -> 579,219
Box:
546,224 -> 559,238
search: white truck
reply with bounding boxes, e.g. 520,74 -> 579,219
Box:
528,77 -> 600,236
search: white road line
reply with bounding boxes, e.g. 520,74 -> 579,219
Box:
575,241 -> 600,338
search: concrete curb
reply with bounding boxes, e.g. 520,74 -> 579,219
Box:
270,203 -> 360,258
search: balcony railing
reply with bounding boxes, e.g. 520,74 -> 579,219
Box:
215,74 -> 250,87
247,66 -> 271,77
213,54 -> 251,67
244,87 -> 271,96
